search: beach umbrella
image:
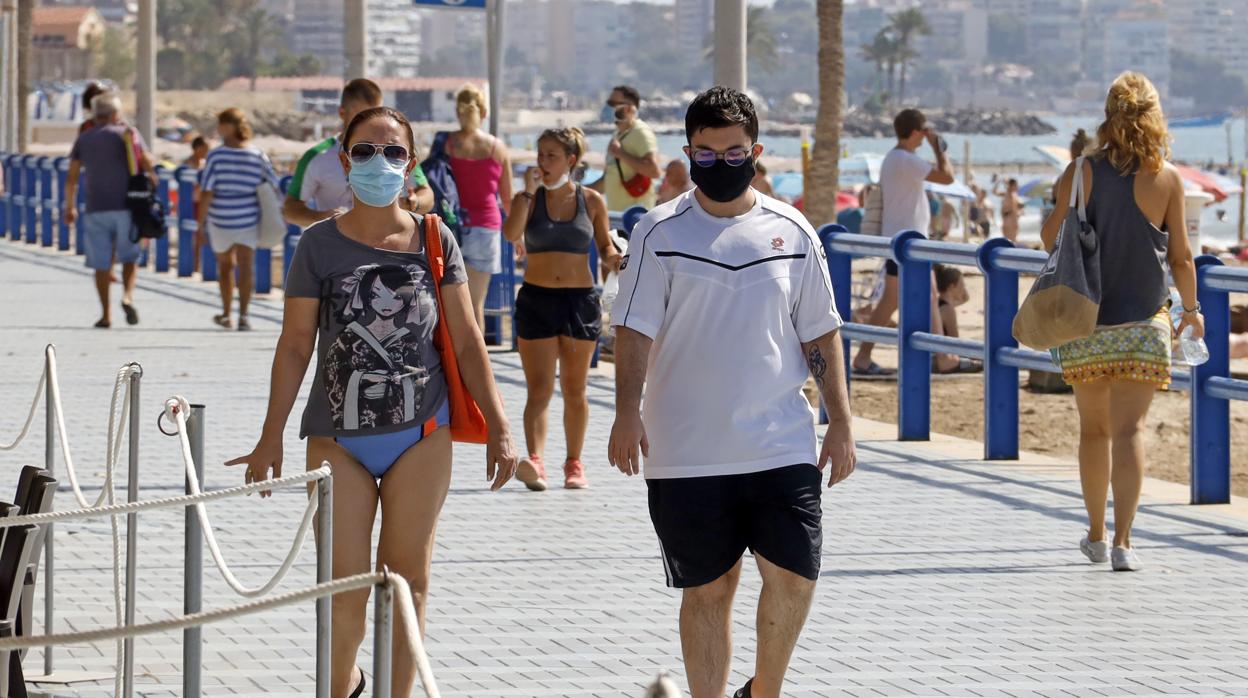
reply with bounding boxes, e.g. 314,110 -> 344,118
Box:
1033,145 -> 1070,170
772,172 -> 804,199
924,179 -> 975,200
1175,165 -> 1239,202
1018,178 -> 1053,199
838,153 -> 884,186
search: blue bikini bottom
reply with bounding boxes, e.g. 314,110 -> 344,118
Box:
336,401 -> 450,478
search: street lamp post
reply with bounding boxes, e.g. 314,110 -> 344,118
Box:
345,0 -> 368,79
713,0 -> 747,92
136,0 -> 156,146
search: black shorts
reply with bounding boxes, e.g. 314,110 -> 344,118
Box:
647,464 -> 823,588
515,284 -> 602,341
884,259 -> 899,276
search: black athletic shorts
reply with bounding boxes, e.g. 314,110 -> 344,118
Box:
514,283 -> 602,341
647,464 -> 823,588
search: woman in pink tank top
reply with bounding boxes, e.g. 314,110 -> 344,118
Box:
448,84 -> 513,329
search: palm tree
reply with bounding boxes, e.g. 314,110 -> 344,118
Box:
888,8 -> 930,104
806,0 -> 843,227
16,0 -> 32,152
859,31 -> 892,95
237,7 -> 283,90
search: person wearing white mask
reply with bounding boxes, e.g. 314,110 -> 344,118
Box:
502,127 -> 622,491
228,106 -> 517,698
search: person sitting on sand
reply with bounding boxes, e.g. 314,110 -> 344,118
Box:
933,264 -> 982,373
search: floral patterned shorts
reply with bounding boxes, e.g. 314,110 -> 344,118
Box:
1052,309 -> 1172,389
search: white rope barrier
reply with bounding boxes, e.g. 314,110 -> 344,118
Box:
0,361 -> 44,452
0,468 -> 330,529
165,396 -> 319,599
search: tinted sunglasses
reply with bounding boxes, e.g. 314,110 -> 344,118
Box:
348,142 -> 410,165
689,146 -> 753,168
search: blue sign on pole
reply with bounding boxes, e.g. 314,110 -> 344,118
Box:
412,0 -> 487,8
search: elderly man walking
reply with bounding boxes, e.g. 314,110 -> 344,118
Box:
63,92 -> 157,328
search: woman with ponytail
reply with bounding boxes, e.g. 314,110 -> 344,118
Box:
1041,72 -> 1204,572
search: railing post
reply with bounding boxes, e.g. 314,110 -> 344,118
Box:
256,247 -> 272,294
123,367 -> 142,698
183,404 -> 206,698
176,167 -> 196,277
201,229 -> 218,281
39,156 -> 54,247
42,345 -> 55,676
894,230 -> 930,441
154,166 -> 171,273
1,154 -> 10,240
9,153 -> 22,241
315,476 -> 333,698
24,154 -> 39,244
279,175 -> 299,287
978,238 -> 1020,460
74,179 -> 86,255
818,224 -> 851,425
1191,255 -> 1230,504
373,577 -> 394,698
55,157 -> 70,251
622,205 -> 648,236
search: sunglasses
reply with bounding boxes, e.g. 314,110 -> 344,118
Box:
348,142 -> 410,165
689,146 -> 753,168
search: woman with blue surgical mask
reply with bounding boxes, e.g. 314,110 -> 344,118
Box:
228,106 -> 517,697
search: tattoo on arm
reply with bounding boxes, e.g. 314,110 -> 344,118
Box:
807,345 -> 828,391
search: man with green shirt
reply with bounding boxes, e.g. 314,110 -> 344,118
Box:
590,85 -> 662,211
283,78 -> 433,227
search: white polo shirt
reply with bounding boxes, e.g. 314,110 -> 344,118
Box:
612,189 -> 842,480
288,136 -> 428,218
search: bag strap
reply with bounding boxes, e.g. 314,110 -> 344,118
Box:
424,213 -> 445,284
1069,156 -> 1087,223
123,128 -> 139,177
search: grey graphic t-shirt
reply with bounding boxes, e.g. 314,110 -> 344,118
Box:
284,214 -> 467,438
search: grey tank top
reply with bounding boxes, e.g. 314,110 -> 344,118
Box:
1084,156 -> 1170,326
525,185 -> 593,254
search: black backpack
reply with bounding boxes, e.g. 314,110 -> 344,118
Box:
419,132 -> 466,240
122,128 -> 166,241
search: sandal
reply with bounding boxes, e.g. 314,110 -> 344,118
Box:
851,362 -> 897,377
237,315 -> 251,331
213,314 -> 233,329
937,358 -> 984,374
93,318 -> 111,329
348,666 -> 365,698
121,302 -> 139,326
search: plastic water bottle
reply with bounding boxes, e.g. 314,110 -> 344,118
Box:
602,272 -> 620,314
1169,291 -> 1209,366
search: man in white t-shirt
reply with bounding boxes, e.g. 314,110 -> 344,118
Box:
608,87 -> 856,698
852,108 -> 955,376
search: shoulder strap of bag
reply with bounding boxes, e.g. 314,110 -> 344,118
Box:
123,128 -> 139,177
1069,156 -> 1087,224
424,214 -> 445,284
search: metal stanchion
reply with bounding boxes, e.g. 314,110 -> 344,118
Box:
42,346 -> 54,677
373,579 -> 393,698
315,475 -> 333,698
123,366 -> 142,698
183,404 -> 205,698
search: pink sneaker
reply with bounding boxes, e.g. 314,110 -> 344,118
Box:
563,459 -> 588,489
516,454 -> 548,491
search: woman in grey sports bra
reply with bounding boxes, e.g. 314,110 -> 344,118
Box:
1041,72 -> 1204,573
503,127 -> 622,492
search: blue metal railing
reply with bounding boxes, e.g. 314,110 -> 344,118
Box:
821,226 -> 1247,505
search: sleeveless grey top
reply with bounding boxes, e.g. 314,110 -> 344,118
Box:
525,184 -> 593,254
1084,156 -> 1169,326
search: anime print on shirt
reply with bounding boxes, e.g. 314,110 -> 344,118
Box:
322,263 -> 438,431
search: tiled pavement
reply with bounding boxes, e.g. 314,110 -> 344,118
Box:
2,240 -> 1247,697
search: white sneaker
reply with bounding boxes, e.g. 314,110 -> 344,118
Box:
1080,534 -> 1110,563
1111,546 -> 1142,571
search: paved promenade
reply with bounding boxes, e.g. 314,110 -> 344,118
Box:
2,241 -> 1248,697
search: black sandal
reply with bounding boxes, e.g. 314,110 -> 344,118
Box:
121,302 -> 139,325
348,666 -> 365,698
93,318 -> 111,329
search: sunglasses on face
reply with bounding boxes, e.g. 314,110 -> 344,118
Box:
688,146 -> 753,168
348,142 -> 410,165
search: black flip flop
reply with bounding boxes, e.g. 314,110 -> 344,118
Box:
121,302 -> 139,326
348,667 -> 366,698
93,318 -> 111,329
852,362 -> 896,377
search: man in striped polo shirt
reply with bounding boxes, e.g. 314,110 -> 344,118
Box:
283,78 -> 433,227
609,87 -> 856,698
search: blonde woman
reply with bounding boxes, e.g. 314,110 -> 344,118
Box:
502,128 -> 621,490
447,84 -> 513,329
197,108 -> 277,330
1042,72 -> 1204,572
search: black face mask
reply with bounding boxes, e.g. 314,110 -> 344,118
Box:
690,156 -> 756,203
